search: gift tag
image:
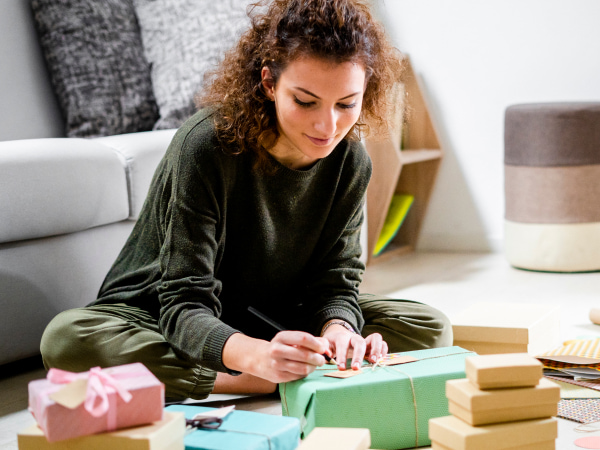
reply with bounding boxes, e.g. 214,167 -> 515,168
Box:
192,405 -> 235,420
379,355 -> 418,366
49,378 -> 88,409
324,369 -> 362,379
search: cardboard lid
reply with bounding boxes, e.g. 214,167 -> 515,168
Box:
446,378 -> 560,411
451,302 -> 560,344
299,428 -> 371,450
429,416 -> 558,449
466,353 -> 543,389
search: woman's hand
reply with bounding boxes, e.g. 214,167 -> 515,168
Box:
222,331 -> 332,384
322,322 -> 388,371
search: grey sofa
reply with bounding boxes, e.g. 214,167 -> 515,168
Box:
0,0 -> 178,367
0,130 -> 176,366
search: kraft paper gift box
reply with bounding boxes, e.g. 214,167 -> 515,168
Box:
165,404 -> 300,450
429,415 -> 558,450
451,302 -> 560,356
18,411 -> 185,450
446,378 -> 559,426
465,353 -> 543,389
280,346 -> 475,450
298,427 -> 371,450
28,362 -> 164,442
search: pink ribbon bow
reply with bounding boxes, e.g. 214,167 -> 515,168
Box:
47,367 -> 134,430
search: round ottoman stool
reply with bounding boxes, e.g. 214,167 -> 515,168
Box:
504,102 -> 600,272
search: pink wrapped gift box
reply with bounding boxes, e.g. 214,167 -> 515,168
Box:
28,362 -> 164,442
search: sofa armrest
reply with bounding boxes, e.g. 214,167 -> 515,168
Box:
94,129 -> 177,219
0,138 -> 129,243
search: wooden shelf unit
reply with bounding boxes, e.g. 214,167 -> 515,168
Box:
364,56 -> 443,266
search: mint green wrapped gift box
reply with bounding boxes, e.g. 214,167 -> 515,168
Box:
280,346 -> 474,450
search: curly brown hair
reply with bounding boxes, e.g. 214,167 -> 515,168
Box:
196,0 -> 404,170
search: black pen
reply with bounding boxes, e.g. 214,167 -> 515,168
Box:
247,306 -> 336,364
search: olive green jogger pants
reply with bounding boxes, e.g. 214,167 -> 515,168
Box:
40,294 -> 452,401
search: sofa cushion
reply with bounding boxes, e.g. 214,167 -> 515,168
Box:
133,0 -> 252,129
0,139 -> 129,243
31,0 -> 158,137
96,129 -> 177,219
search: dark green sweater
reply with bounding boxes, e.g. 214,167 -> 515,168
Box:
94,109 -> 372,373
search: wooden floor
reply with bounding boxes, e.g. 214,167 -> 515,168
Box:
2,251 -> 600,449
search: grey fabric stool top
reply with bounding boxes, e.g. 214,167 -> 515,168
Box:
504,102 -> 600,272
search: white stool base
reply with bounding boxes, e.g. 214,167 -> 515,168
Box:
505,220 -> 600,272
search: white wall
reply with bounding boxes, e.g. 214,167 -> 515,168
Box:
374,0 -> 600,252
3,0 -> 600,250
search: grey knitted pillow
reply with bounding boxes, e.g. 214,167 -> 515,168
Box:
31,0 -> 158,137
133,0 -> 252,130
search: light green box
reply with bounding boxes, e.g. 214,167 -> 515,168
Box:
280,346 -> 474,450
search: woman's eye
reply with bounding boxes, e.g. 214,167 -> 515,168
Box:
338,103 -> 356,110
294,98 -> 314,108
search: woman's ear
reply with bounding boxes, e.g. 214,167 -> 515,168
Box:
261,66 -> 275,101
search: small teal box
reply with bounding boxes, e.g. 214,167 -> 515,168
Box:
166,405 -> 300,450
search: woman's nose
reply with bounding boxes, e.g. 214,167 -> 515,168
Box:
314,109 -> 336,136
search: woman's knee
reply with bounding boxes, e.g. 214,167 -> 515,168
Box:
40,309 -> 85,370
426,305 -> 453,347
359,295 -> 453,351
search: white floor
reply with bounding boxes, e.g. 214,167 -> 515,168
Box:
362,251 -> 600,343
2,251 -> 600,449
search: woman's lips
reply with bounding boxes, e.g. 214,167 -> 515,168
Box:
306,135 -> 334,146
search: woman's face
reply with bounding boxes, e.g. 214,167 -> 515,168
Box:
262,56 -> 366,170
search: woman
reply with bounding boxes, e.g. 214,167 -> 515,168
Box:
41,0 -> 452,400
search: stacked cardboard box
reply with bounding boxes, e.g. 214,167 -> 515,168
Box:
451,302 -> 560,356
429,354 -> 560,450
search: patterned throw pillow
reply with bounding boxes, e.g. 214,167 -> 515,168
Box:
133,0 -> 253,130
31,0 -> 158,137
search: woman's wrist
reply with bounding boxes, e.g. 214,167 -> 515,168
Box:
221,332 -> 268,376
320,319 -> 357,337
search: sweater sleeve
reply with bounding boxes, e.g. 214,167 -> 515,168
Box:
156,119 -> 239,374
304,142 -> 372,336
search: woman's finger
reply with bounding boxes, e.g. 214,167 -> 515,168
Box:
271,356 -> 322,377
349,335 -> 367,370
272,330 -> 328,355
365,333 -> 384,363
270,341 -> 327,367
333,334 -> 351,370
